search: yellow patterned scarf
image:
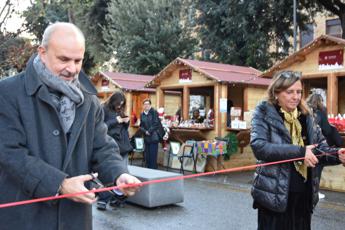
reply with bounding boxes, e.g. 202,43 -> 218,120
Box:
280,108 -> 307,180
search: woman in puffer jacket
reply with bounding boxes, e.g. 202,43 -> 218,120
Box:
250,70 -> 345,230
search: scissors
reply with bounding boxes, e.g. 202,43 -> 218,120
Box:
89,173 -> 117,196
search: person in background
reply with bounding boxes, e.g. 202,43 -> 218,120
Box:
191,108 -> 204,123
131,110 -> 138,125
250,70 -> 345,230
97,91 -> 133,210
206,108 -> 215,126
306,92 -> 344,199
139,99 -> 160,169
227,99 -> 234,127
175,106 -> 182,123
0,22 -> 140,230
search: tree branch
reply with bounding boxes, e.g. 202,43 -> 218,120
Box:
0,0 -> 12,31
0,0 -> 11,19
316,0 -> 341,15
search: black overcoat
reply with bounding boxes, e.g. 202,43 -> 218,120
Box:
0,57 -> 127,230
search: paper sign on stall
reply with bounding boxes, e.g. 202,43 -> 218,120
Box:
220,98 -> 227,113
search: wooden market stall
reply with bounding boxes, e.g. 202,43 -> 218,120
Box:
146,58 -> 271,171
92,71 -> 181,134
261,34 -> 345,192
261,35 -> 345,116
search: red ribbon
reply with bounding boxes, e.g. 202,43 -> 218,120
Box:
0,152 -> 337,209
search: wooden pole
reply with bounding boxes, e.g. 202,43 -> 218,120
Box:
156,87 -> 165,108
327,73 -> 338,115
220,83 -> 228,137
214,83 -> 221,137
125,92 -> 132,116
243,87 -> 248,112
182,86 -> 190,120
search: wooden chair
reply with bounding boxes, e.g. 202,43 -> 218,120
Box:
166,141 -> 181,171
178,140 -> 197,174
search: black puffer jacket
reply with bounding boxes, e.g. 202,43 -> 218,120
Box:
314,109 -> 344,147
250,101 -> 340,213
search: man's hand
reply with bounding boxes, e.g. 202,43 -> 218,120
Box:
60,174 -> 97,204
116,173 -> 141,197
304,144 -> 318,167
338,148 -> 345,166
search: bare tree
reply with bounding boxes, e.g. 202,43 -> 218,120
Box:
0,0 -> 14,34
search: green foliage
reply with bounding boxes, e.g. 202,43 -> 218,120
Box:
223,132 -> 238,161
21,0 -> 108,74
73,0 -> 112,65
22,1 -> 68,42
196,0 -> 314,70
0,34 -> 36,78
104,0 -> 197,75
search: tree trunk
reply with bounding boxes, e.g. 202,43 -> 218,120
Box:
68,8 -> 75,24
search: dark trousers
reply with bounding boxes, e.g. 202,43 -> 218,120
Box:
316,165 -> 324,181
98,191 -> 112,203
145,142 -> 158,169
257,192 -> 311,230
98,155 -> 128,203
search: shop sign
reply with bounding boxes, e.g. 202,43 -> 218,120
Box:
179,69 -> 192,83
319,49 -> 343,70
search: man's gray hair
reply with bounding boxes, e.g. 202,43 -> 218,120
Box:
41,22 -> 85,48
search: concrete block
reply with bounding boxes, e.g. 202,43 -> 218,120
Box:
127,165 -> 184,208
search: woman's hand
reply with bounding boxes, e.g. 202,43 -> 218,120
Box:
304,145 -> 319,167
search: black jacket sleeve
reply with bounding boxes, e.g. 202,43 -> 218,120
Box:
250,106 -> 305,162
148,109 -> 160,134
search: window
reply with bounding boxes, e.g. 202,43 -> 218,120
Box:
300,23 -> 314,48
326,19 -> 342,38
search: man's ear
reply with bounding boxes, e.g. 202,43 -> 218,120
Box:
37,46 -> 46,62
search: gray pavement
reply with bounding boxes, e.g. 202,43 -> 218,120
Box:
93,171 -> 345,230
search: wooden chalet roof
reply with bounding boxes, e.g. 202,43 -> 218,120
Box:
93,71 -> 155,92
261,35 -> 345,78
146,57 -> 270,87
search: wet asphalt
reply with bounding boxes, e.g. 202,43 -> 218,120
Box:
93,171 -> 345,230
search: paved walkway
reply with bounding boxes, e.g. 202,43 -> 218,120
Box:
93,170 -> 345,230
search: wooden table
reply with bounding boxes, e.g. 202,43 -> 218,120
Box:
169,127 -> 213,143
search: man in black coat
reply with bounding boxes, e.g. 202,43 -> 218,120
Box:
0,22 -> 140,230
139,98 -> 161,169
